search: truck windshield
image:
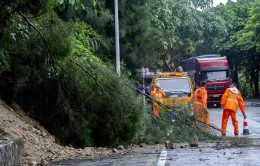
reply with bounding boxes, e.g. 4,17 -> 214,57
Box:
201,71 -> 228,81
155,78 -> 191,93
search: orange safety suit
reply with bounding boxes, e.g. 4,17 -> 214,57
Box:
220,86 -> 246,135
192,86 -> 210,131
150,90 -> 166,117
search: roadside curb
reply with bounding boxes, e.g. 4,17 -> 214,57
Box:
244,99 -> 260,107
251,103 -> 260,107
244,102 -> 260,107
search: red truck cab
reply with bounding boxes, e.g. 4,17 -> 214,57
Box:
195,57 -> 231,105
180,54 -> 232,106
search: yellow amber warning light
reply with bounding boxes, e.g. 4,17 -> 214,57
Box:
159,72 -> 187,77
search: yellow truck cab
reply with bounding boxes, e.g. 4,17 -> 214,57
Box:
150,72 -> 194,110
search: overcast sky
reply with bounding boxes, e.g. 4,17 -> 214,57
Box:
213,0 -> 228,7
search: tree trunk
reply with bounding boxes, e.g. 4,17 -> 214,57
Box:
234,61 -> 239,89
250,71 -> 253,89
243,83 -> 247,97
162,58 -> 172,72
255,63 -> 259,98
161,54 -> 173,72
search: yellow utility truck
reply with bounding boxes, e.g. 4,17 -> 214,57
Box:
149,72 -> 194,110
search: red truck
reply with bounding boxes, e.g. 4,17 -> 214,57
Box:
179,54 -> 233,106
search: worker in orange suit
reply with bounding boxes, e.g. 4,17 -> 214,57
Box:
192,81 -> 210,132
150,83 -> 166,118
220,83 -> 246,136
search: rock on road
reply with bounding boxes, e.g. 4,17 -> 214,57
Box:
49,103 -> 260,166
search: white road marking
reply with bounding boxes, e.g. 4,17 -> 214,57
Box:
157,148 -> 167,166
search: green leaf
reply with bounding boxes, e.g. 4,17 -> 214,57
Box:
70,0 -> 75,6
58,0 -> 64,5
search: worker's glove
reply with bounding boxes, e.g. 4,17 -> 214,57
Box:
243,113 -> 247,119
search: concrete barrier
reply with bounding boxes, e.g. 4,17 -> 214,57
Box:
0,139 -> 24,166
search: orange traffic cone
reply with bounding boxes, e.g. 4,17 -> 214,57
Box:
243,117 -> 250,135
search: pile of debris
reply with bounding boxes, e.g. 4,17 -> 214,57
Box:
0,102 -> 133,166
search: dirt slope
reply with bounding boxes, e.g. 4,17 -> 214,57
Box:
0,101 -> 129,165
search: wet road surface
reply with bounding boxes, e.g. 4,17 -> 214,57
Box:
50,105 -> 260,166
164,144 -> 260,166
209,106 -> 260,138
49,146 -> 163,166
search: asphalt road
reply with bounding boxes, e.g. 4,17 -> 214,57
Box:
162,105 -> 260,166
209,106 -> 260,138
50,105 -> 260,166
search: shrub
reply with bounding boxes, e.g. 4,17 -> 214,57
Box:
0,11 -> 146,147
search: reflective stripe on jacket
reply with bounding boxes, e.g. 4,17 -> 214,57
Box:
150,90 -> 166,103
220,87 -> 245,113
192,87 -> 207,110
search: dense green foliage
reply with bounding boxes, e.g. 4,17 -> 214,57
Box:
1,0 -> 260,147
211,0 -> 260,97
0,0 -> 145,147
